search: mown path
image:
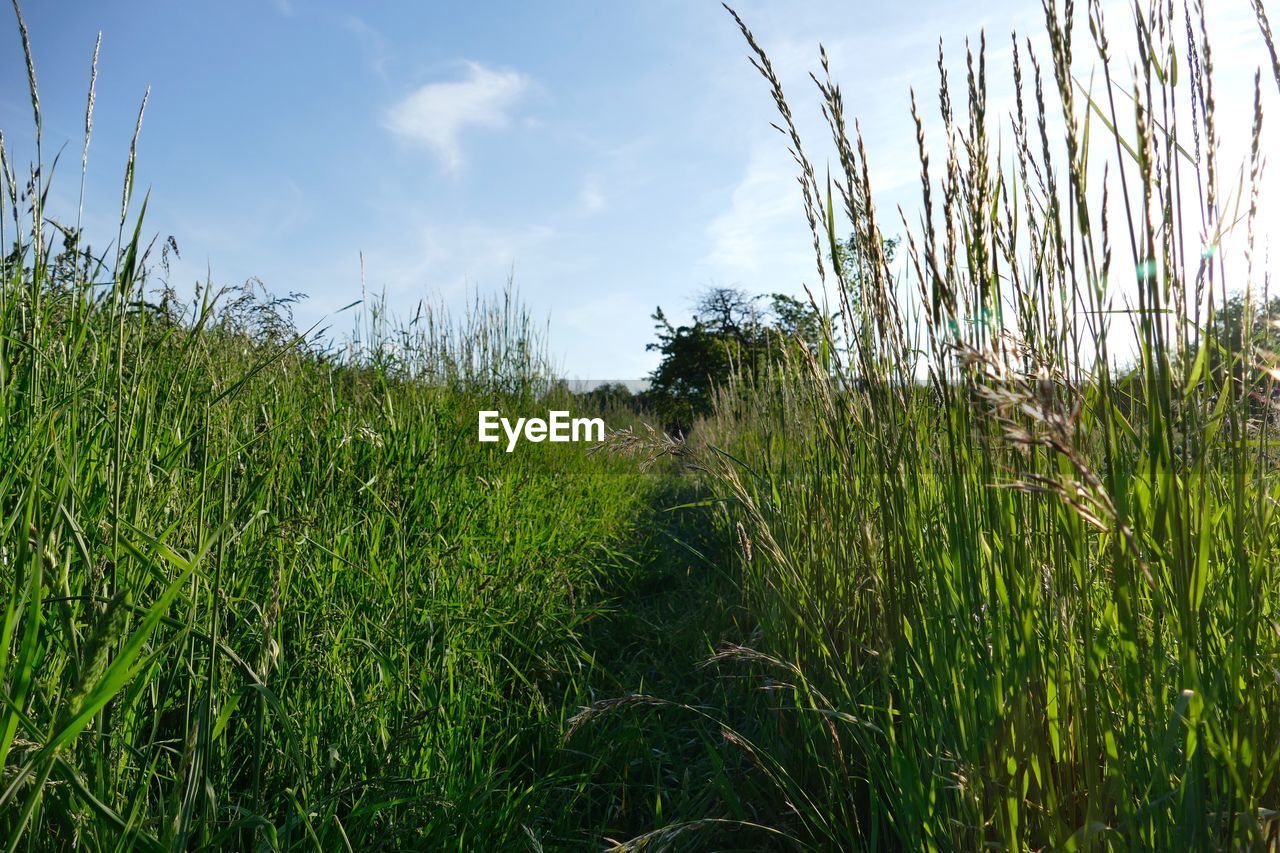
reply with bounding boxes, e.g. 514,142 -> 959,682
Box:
532,479 -> 793,851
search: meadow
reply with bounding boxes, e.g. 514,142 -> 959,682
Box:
5,0 -> 1280,850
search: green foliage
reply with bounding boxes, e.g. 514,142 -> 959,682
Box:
645,286 -> 829,429
0,260 -> 663,848
652,2 -> 1280,849
7,0 -> 1280,849
1202,294 -> 1280,389
0,25 -> 660,847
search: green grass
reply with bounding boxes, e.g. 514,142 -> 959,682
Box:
0,247 -> 668,847
662,1 -> 1280,848
0,14 -> 671,844
7,0 -> 1280,850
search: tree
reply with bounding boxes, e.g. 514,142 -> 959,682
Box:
571,381 -> 639,414
769,292 -> 826,349
645,286 -> 828,432
644,234 -> 903,431
1200,294 -> 1280,390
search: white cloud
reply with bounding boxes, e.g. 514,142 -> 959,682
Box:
704,144 -> 813,280
372,221 -> 558,301
342,15 -> 393,78
385,62 -> 530,171
579,176 -> 605,214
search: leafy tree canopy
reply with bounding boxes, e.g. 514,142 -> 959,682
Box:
645,285 -> 829,431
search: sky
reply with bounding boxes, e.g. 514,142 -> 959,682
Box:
1,1 -> 1275,380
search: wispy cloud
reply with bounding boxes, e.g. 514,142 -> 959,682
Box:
385,62 -> 530,172
372,221 -> 558,300
342,15 -> 393,78
704,145 -> 811,279
579,176 -> 605,214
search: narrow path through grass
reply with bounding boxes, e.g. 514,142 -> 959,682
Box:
530,476 -> 796,850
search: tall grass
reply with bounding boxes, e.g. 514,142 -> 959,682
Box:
676,1 -> 1280,848
0,10 -> 659,848
10,0 -> 1280,848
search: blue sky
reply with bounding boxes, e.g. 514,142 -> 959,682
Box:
1,1 -> 1272,378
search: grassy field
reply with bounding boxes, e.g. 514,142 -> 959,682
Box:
672,2 -> 1280,848
0,24 -> 673,842
5,0 -> 1280,850
0,207 -> 669,846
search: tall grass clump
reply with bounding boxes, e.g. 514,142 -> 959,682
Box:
685,1 -> 1280,848
0,10 -> 658,848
